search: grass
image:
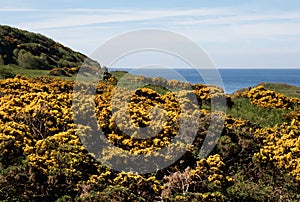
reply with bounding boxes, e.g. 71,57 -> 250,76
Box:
110,70 -> 128,81
143,84 -> 171,95
259,82 -> 300,99
3,67 -> 131,82
227,97 -> 291,127
0,65 -> 76,80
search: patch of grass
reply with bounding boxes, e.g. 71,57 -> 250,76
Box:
227,97 -> 291,127
0,65 -> 77,80
10,65 -> 50,77
110,70 -> 128,81
143,84 -> 171,95
259,82 -> 300,99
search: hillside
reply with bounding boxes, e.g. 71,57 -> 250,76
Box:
0,74 -> 300,201
0,25 -> 100,77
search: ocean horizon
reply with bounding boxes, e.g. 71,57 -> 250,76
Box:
109,68 -> 300,94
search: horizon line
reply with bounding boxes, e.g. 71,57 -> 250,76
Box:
108,66 -> 300,69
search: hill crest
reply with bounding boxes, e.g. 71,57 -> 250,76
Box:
0,25 -> 99,70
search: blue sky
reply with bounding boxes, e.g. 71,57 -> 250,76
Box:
1,0 -> 300,68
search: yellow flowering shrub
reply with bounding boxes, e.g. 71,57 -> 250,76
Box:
114,171 -> 162,194
95,87 -> 194,154
192,84 -> 233,107
162,154 -> 232,201
2,74 -> 299,201
25,129 -> 99,178
191,154 -> 233,190
254,118 -> 300,181
242,85 -> 300,109
0,121 -> 32,165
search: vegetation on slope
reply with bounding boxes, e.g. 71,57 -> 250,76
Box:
260,82 -> 300,99
0,73 -> 300,201
0,25 -> 100,78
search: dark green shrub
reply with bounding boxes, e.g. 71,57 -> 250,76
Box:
17,49 -> 50,69
0,66 -> 16,79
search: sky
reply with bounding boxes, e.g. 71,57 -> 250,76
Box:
1,0 -> 300,68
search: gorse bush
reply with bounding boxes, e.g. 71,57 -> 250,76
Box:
254,116 -> 300,181
237,85 -> 300,109
0,75 -> 300,201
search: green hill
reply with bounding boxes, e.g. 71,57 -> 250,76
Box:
0,25 -> 100,78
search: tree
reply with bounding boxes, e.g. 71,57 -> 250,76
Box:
17,49 -> 50,69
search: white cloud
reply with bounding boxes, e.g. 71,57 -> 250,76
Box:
174,11 -> 300,26
16,8 -> 300,44
17,8 -> 233,30
0,8 -> 38,12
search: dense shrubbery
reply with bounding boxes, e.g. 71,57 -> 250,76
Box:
254,116 -> 300,181
192,83 -> 234,108
236,85 -> 300,109
0,75 -> 300,201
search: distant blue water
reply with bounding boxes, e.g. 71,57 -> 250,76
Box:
109,68 -> 300,94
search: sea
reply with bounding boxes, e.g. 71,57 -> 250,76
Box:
109,68 -> 300,94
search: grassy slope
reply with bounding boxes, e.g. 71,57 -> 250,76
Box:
259,82 -> 300,99
0,64 -> 77,80
227,82 -> 300,127
227,97 -> 290,127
